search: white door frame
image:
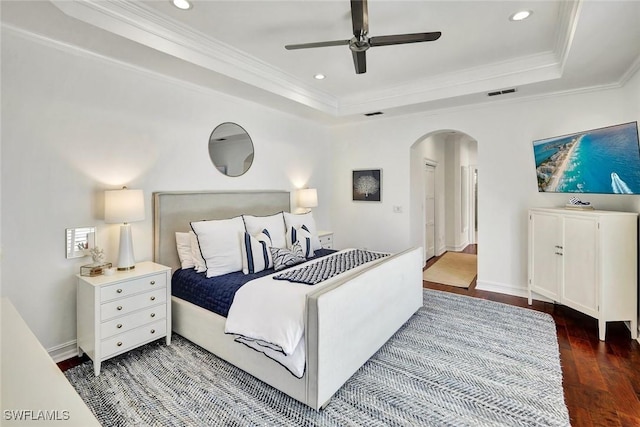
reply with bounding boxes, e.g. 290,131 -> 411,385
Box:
423,158 -> 438,264
468,165 -> 478,245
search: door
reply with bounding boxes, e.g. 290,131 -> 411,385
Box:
424,164 -> 436,261
562,215 -> 598,317
529,211 -> 561,301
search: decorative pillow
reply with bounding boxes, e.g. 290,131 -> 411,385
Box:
270,244 -> 306,271
241,230 -> 273,274
283,212 -> 321,251
243,213 -> 287,249
175,232 -> 195,269
190,231 -> 206,273
286,225 -> 315,258
191,217 -> 245,278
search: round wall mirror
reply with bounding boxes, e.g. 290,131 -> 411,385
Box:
208,122 -> 254,177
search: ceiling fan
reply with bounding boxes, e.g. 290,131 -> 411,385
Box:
284,0 -> 441,75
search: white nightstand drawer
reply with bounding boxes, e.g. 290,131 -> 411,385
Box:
101,320 -> 167,358
100,273 -> 166,302
101,305 -> 167,338
100,289 -> 167,321
319,232 -> 333,249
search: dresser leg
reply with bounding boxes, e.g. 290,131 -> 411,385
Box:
598,320 -> 606,341
93,362 -> 101,376
166,334 -> 171,345
77,346 -> 84,357
631,319 -> 638,340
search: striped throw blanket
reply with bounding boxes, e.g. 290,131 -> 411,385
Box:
273,249 -> 389,285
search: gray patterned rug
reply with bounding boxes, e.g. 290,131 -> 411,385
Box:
65,290 -> 569,426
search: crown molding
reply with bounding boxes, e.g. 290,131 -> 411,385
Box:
554,0 -> 582,72
1,23 -> 331,122
50,0 -> 339,115
619,54 -> 640,86
339,51 -> 562,115
50,0 -> 583,117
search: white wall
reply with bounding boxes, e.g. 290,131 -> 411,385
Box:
331,71 -> 640,298
0,29 -> 333,356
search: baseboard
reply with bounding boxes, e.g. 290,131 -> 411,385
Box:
445,243 -> 468,252
475,280 -> 529,299
48,339 -> 78,363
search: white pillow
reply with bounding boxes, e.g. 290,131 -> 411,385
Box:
243,213 -> 287,249
191,217 -> 245,278
270,244 -> 306,271
175,232 -> 195,269
283,212 -> 321,251
241,230 -> 273,274
190,231 -> 206,273
286,225 -> 315,258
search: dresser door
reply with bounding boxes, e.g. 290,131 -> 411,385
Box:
561,215 -> 598,317
529,212 -> 561,301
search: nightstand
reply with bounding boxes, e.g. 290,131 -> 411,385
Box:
318,231 -> 334,249
76,261 -> 172,376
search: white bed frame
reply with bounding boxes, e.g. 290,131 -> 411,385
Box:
153,191 -> 423,410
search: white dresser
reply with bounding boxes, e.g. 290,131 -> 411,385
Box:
77,261 -> 172,375
528,208 -> 638,341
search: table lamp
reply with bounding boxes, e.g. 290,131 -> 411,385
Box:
105,187 -> 145,270
298,188 -> 318,213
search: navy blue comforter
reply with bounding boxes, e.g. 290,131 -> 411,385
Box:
172,249 -> 336,317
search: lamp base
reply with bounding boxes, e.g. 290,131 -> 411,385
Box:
116,224 -> 136,270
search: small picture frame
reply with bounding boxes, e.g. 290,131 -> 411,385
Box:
353,169 -> 382,202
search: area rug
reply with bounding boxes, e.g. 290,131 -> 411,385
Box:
423,252 -> 477,288
65,290 -> 569,427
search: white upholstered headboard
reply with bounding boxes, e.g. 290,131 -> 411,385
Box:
153,191 -> 290,272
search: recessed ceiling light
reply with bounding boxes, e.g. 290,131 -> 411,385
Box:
314,74 -> 326,80
510,10 -> 532,21
172,0 -> 192,10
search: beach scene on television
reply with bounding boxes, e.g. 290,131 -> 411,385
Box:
533,122 -> 640,194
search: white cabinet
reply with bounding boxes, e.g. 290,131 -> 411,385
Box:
528,208 -> 638,341
77,262 -> 172,375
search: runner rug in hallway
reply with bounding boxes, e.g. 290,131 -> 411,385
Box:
65,289 -> 569,427
423,252 -> 477,288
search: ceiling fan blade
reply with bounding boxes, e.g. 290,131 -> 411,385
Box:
350,0 -> 369,38
285,40 -> 350,50
369,32 -> 442,47
352,50 -> 367,74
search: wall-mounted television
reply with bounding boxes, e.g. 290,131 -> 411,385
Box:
533,121 -> 640,194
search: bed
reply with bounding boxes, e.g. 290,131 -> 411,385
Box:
153,190 -> 423,410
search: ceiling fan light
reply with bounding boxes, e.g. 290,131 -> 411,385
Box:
172,0 -> 192,10
510,10 -> 532,21
314,74 -> 326,80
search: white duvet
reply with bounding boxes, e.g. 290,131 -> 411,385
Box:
224,249 -> 387,378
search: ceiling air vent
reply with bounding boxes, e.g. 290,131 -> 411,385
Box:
488,88 -> 517,97
364,111 -> 384,117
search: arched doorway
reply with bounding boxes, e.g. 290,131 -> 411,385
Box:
409,130 -> 478,266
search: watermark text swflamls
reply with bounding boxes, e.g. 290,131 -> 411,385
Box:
4,409 -> 70,421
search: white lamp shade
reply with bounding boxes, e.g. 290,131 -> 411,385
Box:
105,189 -> 145,224
298,188 -> 318,208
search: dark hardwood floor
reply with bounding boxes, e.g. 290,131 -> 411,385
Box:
424,244 -> 640,427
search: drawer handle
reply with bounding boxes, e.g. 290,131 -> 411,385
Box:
150,280 -> 156,285
150,296 -> 156,301
117,341 -> 123,347
117,306 -> 123,311
116,289 -> 123,293
150,313 -> 156,318
117,324 -> 123,329
150,329 -> 156,334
